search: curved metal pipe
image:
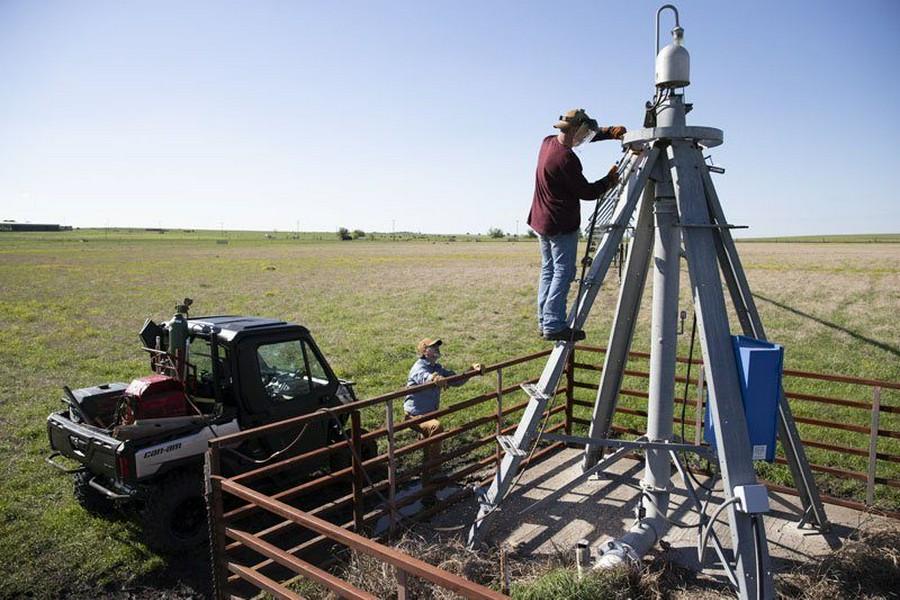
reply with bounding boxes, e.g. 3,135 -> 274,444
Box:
655,4 -> 681,55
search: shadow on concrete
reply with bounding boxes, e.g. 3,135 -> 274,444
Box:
431,448 -> 888,591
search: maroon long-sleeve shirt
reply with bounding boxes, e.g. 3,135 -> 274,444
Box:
527,135 -> 613,237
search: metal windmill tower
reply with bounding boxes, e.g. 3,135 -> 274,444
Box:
468,6 -> 828,599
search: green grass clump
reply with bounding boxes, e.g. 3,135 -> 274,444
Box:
511,566 -> 644,600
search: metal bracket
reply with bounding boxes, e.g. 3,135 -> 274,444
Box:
678,223 -> 748,230
520,383 -> 549,401
542,432 -> 716,460
599,539 -> 642,563
640,480 -> 673,494
497,435 -> 526,457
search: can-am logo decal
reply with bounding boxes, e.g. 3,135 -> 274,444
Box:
142,442 -> 182,459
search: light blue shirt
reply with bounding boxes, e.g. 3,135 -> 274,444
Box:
403,358 -> 462,416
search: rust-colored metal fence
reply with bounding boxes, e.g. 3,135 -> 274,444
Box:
569,345 -> 900,516
205,350 -> 560,599
205,346 -> 899,599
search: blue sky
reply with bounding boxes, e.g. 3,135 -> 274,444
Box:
0,0 -> 897,237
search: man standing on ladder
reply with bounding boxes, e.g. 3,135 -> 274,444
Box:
527,109 -> 626,341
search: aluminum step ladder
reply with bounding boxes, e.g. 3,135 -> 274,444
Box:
467,148 -> 654,545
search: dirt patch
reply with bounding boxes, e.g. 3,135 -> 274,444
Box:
62,552 -> 212,600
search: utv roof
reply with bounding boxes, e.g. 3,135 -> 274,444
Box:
187,315 -> 310,343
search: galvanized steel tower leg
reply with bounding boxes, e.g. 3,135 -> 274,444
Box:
697,164 -> 829,531
670,139 -> 774,599
569,149 -> 658,340
581,177 -> 656,471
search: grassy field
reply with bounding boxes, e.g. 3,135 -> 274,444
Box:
739,233 -> 900,244
0,230 -> 897,598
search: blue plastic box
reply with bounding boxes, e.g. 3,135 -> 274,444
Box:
703,336 -> 783,462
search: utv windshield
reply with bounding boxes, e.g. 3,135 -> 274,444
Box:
257,339 -> 329,402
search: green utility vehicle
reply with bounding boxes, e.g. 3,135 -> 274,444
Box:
47,301 -> 362,551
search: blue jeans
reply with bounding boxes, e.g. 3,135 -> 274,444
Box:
537,231 -> 579,333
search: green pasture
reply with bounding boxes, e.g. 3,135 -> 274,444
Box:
0,230 -> 897,598
739,233 -> 900,244
0,226 -> 514,246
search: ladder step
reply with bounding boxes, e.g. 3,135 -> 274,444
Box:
497,435 -> 526,457
520,383 -> 549,401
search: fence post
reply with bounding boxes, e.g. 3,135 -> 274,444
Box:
204,445 -> 229,600
565,347 -> 575,437
499,545 -> 510,595
396,567 -> 408,600
866,386 -> 882,506
386,399 -> 398,537
496,368 -> 503,472
351,410 -> 365,531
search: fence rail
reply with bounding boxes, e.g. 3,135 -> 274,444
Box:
570,345 -> 900,510
205,346 -> 899,599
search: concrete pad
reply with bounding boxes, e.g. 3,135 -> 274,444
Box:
429,448 -> 893,580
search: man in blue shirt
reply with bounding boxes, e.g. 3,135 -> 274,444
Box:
404,337 -> 482,503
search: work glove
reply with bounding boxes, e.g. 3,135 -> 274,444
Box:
606,125 -> 627,140
430,373 -> 449,389
601,164 -> 620,188
470,363 -> 484,375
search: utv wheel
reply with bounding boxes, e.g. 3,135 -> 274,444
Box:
141,471 -> 207,553
73,472 -> 116,515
